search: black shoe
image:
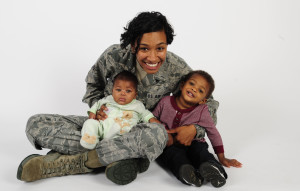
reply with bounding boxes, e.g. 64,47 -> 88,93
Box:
105,158 -> 150,185
199,162 -> 226,188
178,164 -> 202,187
105,159 -> 138,185
137,158 -> 150,173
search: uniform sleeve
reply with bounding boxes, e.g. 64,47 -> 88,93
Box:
206,96 -> 219,125
82,45 -> 119,108
151,98 -> 164,119
199,105 -> 224,154
165,51 -> 192,95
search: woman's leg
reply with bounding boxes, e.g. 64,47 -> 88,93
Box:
26,114 -> 88,154
19,117 -> 168,182
96,122 -> 167,164
102,122 -> 168,185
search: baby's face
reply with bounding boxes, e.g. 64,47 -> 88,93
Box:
180,74 -> 210,105
112,79 -> 137,105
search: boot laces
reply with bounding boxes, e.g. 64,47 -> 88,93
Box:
41,155 -> 86,177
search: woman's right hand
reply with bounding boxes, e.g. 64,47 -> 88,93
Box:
96,104 -> 108,121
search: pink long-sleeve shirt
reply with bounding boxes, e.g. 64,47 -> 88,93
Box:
152,96 -> 224,154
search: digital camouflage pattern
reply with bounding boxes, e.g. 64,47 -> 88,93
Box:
83,44 -> 219,122
26,114 -> 167,165
26,44 -> 219,165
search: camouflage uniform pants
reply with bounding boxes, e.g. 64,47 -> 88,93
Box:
26,114 -> 168,165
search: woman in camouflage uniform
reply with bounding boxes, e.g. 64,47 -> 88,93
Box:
17,11 -> 218,185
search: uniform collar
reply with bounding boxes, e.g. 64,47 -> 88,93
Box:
135,59 -> 167,86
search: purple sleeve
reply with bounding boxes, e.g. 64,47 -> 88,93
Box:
199,105 -> 224,154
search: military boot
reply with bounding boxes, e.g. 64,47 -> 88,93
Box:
17,152 -> 94,182
105,158 -> 150,185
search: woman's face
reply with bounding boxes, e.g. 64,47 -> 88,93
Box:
135,31 -> 168,74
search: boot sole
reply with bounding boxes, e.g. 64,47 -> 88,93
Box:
138,158 -> 150,173
105,159 -> 138,185
179,164 -> 202,187
199,162 -> 226,188
17,154 -> 41,181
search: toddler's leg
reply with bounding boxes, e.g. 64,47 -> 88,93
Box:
157,145 -> 202,187
188,141 -> 227,188
80,119 -> 101,149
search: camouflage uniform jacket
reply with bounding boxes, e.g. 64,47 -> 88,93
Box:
82,44 -> 219,137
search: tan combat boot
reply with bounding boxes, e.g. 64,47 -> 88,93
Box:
17,152 -> 95,182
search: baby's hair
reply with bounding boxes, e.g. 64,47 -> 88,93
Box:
181,70 -> 215,98
113,71 -> 138,90
120,11 -> 175,50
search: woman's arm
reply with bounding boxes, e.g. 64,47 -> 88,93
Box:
82,45 -> 121,107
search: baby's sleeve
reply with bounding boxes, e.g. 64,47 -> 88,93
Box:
136,102 -> 155,122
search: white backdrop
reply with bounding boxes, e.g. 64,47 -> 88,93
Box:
1,0 -> 300,191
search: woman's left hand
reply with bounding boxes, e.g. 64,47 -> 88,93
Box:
167,124 -> 196,146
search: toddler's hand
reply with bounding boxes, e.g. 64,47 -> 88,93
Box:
220,158 -> 242,168
166,133 -> 174,147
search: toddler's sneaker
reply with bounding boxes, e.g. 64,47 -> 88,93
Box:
199,161 -> 226,188
178,164 -> 203,187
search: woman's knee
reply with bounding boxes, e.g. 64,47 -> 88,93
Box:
141,123 -> 168,147
26,114 -> 44,149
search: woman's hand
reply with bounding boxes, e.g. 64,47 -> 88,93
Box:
88,112 -> 96,119
217,153 -> 242,168
96,105 -> 108,121
167,124 -> 196,146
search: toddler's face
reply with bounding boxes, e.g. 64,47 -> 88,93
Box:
180,74 -> 210,105
112,79 -> 137,105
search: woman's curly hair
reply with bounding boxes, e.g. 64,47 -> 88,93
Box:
120,11 -> 175,50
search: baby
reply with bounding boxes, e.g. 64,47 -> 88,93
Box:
80,71 -> 158,149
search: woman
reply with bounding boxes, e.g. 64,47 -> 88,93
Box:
17,11 -> 218,185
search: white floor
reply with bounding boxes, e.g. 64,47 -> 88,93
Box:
2,121 -> 300,191
1,0 -> 300,191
